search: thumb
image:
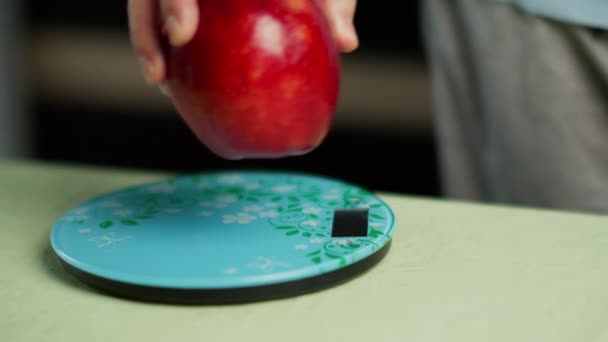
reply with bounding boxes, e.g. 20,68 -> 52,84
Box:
316,0 -> 359,53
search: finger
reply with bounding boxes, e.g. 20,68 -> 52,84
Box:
128,0 -> 165,83
334,0 -> 359,52
316,0 -> 359,53
160,0 -> 200,46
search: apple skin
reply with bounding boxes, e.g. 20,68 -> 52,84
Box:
165,0 -> 341,160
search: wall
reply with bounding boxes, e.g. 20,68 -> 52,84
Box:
0,1 -> 29,157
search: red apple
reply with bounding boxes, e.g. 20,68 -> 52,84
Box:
165,0 -> 340,160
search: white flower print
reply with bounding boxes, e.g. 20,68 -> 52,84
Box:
294,244 -> 308,250
335,238 -> 355,246
264,202 -> 279,208
245,183 -> 261,190
356,199 -> 379,209
197,211 -> 213,217
244,205 -> 263,212
146,183 -> 176,193
259,210 -> 279,218
323,194 -> 341,200
89,233 -> 132,248
112,209 -> 133,217
302,206 -> 321,215
309,238 -> 324,244
369,222 -> 383,228
301,219 -> 319,227
272,184 -> 296,193
247,257 -> 290,273
218,174 -> 244,185
223,212 -> 256,224
224,267 -> 239,275
78,228 -> 92,234
216,194 -> 239,204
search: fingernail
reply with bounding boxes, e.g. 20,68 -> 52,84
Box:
164,15 -> 181,46
159,83 -> 171,97
340,22 -> 359,52
140,56 -> 159,84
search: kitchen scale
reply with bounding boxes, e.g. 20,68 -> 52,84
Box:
50,171 -> 395,304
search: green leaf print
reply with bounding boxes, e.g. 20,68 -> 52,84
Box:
286,230 -> 300,236
245,197 -> 259,202
288,196 -> 300,202
370,213 -> 385,220
276,225 -> 295,230
120,219 -> 138,226
355,189 -> 371,196
303,232 -> 312,238
143,208 -> 160,215
307,250 -> 321,257
99,220 -> 113,229
271,196 -> 282,202
312,257 -> 322,264
369,229 -> 384,238
370,203 -> 383,208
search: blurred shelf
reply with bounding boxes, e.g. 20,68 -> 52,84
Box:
29,29 -> 432,136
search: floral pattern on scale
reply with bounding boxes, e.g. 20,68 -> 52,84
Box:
58,171 -> 394,276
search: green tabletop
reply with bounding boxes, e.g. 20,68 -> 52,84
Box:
2,159 -> 607,342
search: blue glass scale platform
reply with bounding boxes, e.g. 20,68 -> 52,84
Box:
51,171 -> 395,304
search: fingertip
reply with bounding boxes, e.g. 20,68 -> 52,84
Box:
140,55 -> 166,84
161,0 -> 199,46
337,25 -> 359,53
179,4 -> 199,45
159,83 -> 172,97
129,0 -> 167,83
164,15 -> 183,46
340,34 -> 359,53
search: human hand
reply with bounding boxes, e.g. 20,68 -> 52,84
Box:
128,0 -> 358,85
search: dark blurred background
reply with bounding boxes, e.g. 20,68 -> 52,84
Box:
2,1 -> 439,197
